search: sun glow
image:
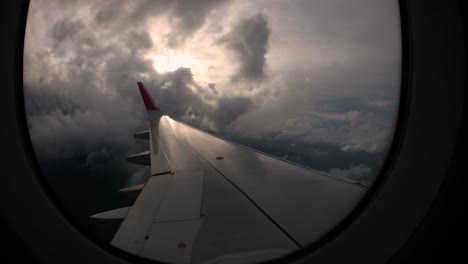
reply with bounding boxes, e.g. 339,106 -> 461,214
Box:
152,54 -> 195,73
150,52 -> 224,86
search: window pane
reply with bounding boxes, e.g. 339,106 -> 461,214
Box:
23,0 -> 401,263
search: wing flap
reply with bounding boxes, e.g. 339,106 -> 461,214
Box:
154,170 -> 204,223
141,220 -> 204,264
111,175 -> 172,254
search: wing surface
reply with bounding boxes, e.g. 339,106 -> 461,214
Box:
91,82 -> 367,264
163,116 -> 366,247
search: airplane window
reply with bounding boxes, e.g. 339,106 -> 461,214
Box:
23,0 -> 401,263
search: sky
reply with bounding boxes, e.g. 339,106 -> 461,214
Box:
23,0 -> 401,240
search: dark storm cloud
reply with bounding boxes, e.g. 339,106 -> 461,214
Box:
24,84 -> 144,161
155,67 -> 212,119
218,13 -> 270,81
166,0 -> 231,47
92,0 -> 169,30
213,96 -> 252,128
125,31 -> 154,52
51,18 -> 83,42
25,2 -> 161,161
25,89 -> 82,118
92,0 -> 231,48
150,68 -> 252,131
208,83 -> 218,94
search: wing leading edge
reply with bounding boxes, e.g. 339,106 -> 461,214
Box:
91,82 -> 367,264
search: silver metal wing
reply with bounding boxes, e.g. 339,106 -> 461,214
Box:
91,82 -> 367,264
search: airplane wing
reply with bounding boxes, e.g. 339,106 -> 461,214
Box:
91,82 -> 367,264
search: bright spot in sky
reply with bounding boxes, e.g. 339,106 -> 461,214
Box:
152,54 -> 195,73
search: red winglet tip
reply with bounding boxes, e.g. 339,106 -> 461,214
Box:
137,82 -> 159,111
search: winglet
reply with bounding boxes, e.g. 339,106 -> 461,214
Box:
137,82 -> 160,111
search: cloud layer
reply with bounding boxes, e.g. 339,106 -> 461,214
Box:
24,0 -> 401,184
218,13 -> 270,81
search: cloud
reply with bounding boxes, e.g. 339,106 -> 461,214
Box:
229,88 -> 397,155
125,31 -> 154,52
91,0 -> 231,48
166,0 -> 231,47
24,0 -> 400,176
82,146 -> 113,168
23,2 -> 160,161
329,163 -> 373,182
154,67 -> 213,120
51,18 -> 83,43
208,83 -> 218,94
212,96 -> 252,128
218,13 -> 270,81
24,86 -> 144,161
24,0 -> 251,162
